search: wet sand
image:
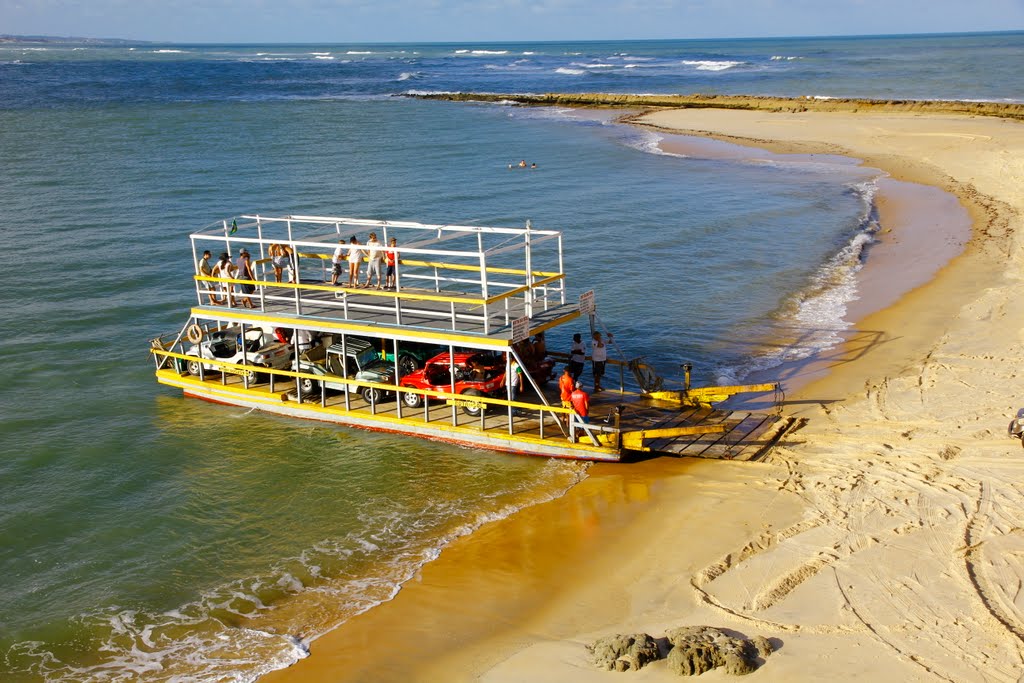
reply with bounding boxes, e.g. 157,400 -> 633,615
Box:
266,107 -> 1024,682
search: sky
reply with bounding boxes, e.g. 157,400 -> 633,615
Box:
2,0 -> 1023,44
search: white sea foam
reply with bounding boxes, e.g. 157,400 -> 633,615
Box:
716,180 -> 881,384
5,460 -> 589,682
346,51 -> 374,55
771,55 -> 802,61
396,72 -> 419,81
682,59 -> 743,71
555,67 -> 586,76
152,49 -> 187,54
313,55 -> 334,60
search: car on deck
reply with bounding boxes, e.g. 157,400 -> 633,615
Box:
399,351 -> 507,416
293,338 -> 396,403
353,338 -> 447,377
185,326 -> 292,383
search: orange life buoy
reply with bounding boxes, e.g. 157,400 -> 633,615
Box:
187,324 -> 204,344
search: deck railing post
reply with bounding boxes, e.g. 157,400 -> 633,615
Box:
480,252 -> 489,335
393,339 -> 403,420
342,334 -> 351,412
191,240 -> 201,306
557,233 -> 565,306
448,345 -> 457,427
614,406 -> 623,451
524,219 -> 533,319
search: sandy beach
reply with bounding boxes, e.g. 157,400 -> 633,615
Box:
265,107 -> 1024,682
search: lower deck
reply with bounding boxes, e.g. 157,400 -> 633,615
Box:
154,364 -> 791,462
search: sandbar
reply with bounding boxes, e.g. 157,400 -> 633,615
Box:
265,106 -> 1024,682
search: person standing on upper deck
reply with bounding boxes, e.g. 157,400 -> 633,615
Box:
347,236 -> 364,288
269,243 -> 294,284
590,331 -> 611,392
330,239 -> 345,286
384,237 -> 399,290
235,249 -> 256,309
198,250 -> 220,305
363,232 -> 383,289
211,252 -> 235,306
568,333 -> 586,383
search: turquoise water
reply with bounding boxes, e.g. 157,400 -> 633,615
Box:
0,33 -> 1015,681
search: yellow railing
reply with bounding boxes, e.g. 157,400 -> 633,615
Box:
196,253 -> 564,306
149,343 -> 617,448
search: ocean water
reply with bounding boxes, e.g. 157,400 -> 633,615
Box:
0,33 -> 1019,681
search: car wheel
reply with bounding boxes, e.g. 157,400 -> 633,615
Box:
300,377 -> 319,393
403,389 -> 423,409
398,354 -> 419,377
362,386 -> 384,404
244,367 -> 263,384
186,359 -> 203,376
461,388 -> 486,417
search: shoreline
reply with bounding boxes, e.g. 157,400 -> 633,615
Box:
265,107 -> 1024,682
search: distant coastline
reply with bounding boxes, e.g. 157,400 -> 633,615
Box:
0,35 -> 146,45
411,92 -> 1024,121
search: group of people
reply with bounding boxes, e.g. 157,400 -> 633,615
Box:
566,330 -> 610,391
198,249 -> 257,309
508,159 -> 538,169
197,234 -> 404,309
559,330 -> 612,435
330,232 -> 400,290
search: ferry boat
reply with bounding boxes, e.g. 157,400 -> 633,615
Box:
150,214 -> 792,462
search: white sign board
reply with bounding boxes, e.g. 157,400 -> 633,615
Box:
512,316 -> 531,343
578,290 -> 596,314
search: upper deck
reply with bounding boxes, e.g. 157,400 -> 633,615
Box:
190,214 -> 579,347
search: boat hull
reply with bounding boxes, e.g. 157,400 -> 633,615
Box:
158,370 -> 622,462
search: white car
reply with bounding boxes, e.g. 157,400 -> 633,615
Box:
185,326 -> 292,383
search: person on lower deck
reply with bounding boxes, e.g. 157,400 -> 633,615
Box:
570,381 -> 596,445
568,333 -> 586,382
591,330 -> 611,392
559,366 -> 574,424
506,357 -> 524,400
295,328 -> 316,355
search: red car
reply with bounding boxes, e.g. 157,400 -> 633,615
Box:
399,351 -> 505,416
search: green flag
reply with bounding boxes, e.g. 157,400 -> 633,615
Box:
229,219 -> 238,235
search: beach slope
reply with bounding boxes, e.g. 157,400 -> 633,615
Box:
266,107 -> 1024,682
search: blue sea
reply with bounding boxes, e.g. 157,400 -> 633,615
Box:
1,32 -> 1020,682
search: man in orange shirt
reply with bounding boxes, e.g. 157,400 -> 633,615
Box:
570,381 -> 590,423
558,366 -> 575,427
559,366 -> 574,407
570,381 -> 593,444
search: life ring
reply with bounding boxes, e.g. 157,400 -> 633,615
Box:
187,324 -> 204,344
